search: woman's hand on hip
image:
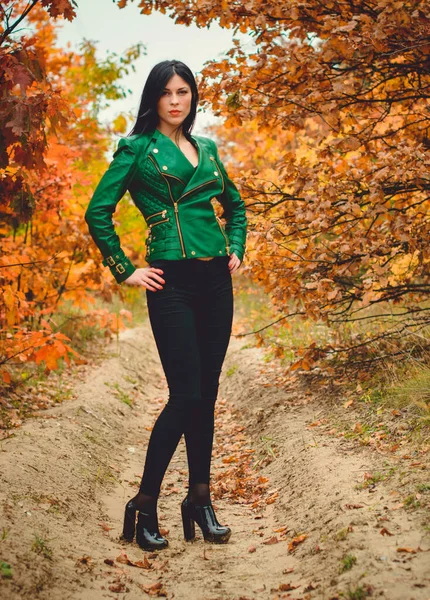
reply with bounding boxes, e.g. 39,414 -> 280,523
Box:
228,252 -> 241,274
124,267 -> 165,291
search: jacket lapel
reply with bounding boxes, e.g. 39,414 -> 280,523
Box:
147,130 -> 222,201
149,129 -> 194,184
177,136 -> 222,201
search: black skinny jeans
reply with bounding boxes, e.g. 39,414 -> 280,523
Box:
139,256 -> 233,498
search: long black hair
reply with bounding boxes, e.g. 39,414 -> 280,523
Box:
128,60 -> 198,140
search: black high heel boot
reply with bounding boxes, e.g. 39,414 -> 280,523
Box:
135,510 -> 169,551
121,499 -> 138,542
181,495 -> 231,543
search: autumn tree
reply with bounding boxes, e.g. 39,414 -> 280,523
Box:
117,0 -> 430,364
1,1 -> 144,382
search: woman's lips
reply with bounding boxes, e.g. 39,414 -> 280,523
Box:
169,110 -> 181,115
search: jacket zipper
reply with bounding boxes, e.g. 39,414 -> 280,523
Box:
147,208 -> 167,221
212,158 -> 225,194
216,217 -> 230,254
148,155 -> 185,185
212,202 -> 230,254
148,154 -> 186,257
212,157 -> 230,252
148,218 -> 169,229
177,179 -> 218,202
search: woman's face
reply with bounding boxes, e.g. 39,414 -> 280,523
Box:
157,74 -> 192,130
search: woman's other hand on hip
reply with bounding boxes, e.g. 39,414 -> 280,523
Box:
124,267 -> 165,291
228,253 -> 241,274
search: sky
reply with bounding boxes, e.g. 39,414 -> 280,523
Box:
56,1 -> 253,135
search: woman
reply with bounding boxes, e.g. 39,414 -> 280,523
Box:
85,60 -> 247,551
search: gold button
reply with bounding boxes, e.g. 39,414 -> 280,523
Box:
153,148 -> 159,153
214,171 -> 219,176
191,251 -> 196,255
219,250 -> 222,254
162,165 -> 168,170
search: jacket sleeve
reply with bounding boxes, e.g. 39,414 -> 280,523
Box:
212,140 -> 247,262
84,137 -> 138,284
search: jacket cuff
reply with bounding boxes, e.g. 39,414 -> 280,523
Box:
102,250 -> 136,284
229,242 -> 245,262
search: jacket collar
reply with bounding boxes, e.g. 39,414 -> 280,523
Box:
137,129 -> 222,200
148,129 -> 195,184
178,136 -> 221,201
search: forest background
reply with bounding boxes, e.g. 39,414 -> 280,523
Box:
0,0 -> 429,438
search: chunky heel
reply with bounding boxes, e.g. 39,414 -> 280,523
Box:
121,499 -> 137,542
181,501 -> 196,541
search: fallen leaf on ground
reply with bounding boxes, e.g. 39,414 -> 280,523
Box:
345,503 -> 364,509
282,567 -> 294,574
116,552 -> 152,569
304,583 -> 319,591
288,534 -> 308,552
380,527 -> 393,536
279,582 -> 299,591
273,525 -> 289,533
248,545 -> 257,553
397,547 -> 417,554
266,492 -> 279,504
75,555 -> 94,571
109,582 -> 128,593
139,581 -> 167,596
263,535 -> 279,545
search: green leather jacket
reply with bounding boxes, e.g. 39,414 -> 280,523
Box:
85,129 -> 247,284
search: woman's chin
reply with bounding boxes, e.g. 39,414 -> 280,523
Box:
160,114 -> 188,128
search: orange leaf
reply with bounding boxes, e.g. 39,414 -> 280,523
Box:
263,535 -> 279,545
1,370 -> 11,384
288,534 -> 307,552
279,582 -> 299,591
273,525 -> 289,533
116,552 -> 152,569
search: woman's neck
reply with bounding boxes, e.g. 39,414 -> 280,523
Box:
156,123 -> 185,143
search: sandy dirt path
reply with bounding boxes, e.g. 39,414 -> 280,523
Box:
1,322 -> 429,600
